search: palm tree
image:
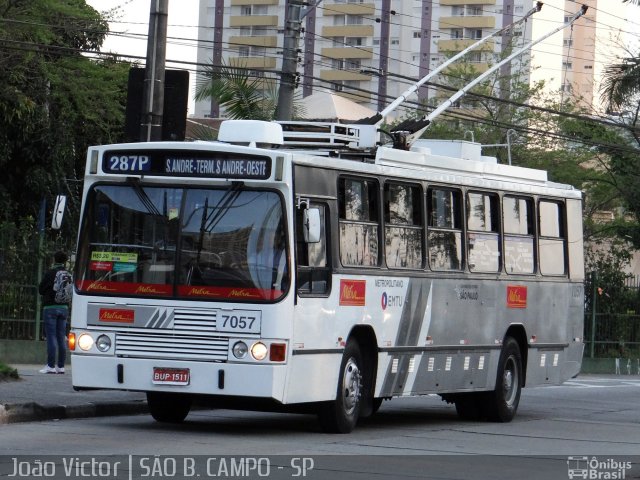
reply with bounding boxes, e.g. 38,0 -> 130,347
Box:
601,57 -> 640,112
195,61 -> 305,122
600,1 -> 640,111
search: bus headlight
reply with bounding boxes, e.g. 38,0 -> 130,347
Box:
78,333 -> 94,351
251,342 -> 268,361
232,341 -> 248,359
96,335 -> 112,352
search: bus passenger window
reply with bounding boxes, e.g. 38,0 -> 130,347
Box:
427,188 -> 462,271
384,183 -> 423,269
338,178 -> 380,267
503,196 -> 535,274
539,200 -> 566,275
467,192 -> 500,273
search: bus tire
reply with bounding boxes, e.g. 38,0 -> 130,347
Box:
453,393 -> 484,420
318,340 -> 362,433
483,337 -> 522,422
147,392 -> 192,424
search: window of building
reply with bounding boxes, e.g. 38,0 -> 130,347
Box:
384,183 -> 423,269
466,6 -> 482,15
240,6 -> 251,15
452,6 -> 465,16
451,29 -> 463,39
339,178 -> 380,267
427,188 -> 463,271
539,200 -> 566,275
390,37 -> 400,45
346,15 -> 363,25
466,192 -> 500,273
584,65 -> 593,70
345,37 -> 364,46
253,5 -> 268,15
563,61 -> 573,70
413,31 -> 421,38
503,196 -> 535,274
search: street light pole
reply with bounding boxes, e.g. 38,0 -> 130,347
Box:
275,0 -> 303,121
140,0 -> 169,141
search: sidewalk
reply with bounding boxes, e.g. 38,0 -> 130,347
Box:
0,365 -> 147,424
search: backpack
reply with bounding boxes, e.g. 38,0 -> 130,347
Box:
53,269 -> 73,304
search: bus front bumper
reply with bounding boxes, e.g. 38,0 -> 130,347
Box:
71,355 -> 288,402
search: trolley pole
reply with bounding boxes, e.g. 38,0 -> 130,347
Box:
140,0 -> 169,141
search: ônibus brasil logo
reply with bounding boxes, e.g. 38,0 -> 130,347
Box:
567,456 -> 632,479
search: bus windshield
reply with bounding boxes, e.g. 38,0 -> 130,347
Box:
76,184 -> 289,302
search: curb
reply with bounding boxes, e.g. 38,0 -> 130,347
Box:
0,400 -> 148,424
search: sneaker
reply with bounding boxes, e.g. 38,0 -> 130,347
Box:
56,367 -> 65,374
39,365 -> 57,374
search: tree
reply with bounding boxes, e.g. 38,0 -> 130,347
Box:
195,62 -> 304,123
0,0 -> 130,241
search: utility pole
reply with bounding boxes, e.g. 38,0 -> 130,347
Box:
275,0 -> 304,121
140,0 -> 169,141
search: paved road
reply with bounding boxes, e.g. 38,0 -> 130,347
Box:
1,376 -> 638,479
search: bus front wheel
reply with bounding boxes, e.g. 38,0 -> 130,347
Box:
318,340 -> 362,433
147,392 -> 192,423
483,337 -> 522,422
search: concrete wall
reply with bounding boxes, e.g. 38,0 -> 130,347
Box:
0,340 -> 46,365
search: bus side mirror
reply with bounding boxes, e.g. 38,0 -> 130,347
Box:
303,208 -> 321,243
51,195 -> 67,230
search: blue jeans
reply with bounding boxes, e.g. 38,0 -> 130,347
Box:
43,306 -> 68,368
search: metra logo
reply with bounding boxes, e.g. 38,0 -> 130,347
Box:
134,285 -> 165,295
187,287 -> 216,296
507,285 -> 527,308
99,308 -> 134,323
340,280 -> 366,306
86,282 -> 117,292
229,289 -> 258,298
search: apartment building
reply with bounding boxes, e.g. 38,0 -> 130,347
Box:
529,0 -> 634,114
194,0 -> 540,119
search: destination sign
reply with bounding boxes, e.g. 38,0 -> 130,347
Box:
102,150 -> 272,180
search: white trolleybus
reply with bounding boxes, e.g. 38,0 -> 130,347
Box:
70,4 -> 586,433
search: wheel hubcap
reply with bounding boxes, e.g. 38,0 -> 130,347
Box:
342,357 -> 361,416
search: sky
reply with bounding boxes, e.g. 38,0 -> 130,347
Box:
86,0 -> 200,113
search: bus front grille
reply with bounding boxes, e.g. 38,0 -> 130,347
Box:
115,333 -> 229,362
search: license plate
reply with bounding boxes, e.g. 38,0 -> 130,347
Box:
152,367 -> 190,385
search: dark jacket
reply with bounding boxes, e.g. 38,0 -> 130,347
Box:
38,264 -> 67,307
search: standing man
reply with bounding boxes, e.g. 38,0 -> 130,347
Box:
38,251 -> 70,374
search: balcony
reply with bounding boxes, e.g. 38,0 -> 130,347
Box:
319,70 -> 371,82
229,35 -> 278,48
230,15 -> 279,27
437,38 -> 495,52
322,2 -> 375,15
229,56 -> 277,69
321,47 -> 374,59
440,0 -> 496,4
322,25 -> 374,38
439,15 -> 495,29
231,0 -> 278,4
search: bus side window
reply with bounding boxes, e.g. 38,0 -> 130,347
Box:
427,188 -> 463,271
338,177 -> 380,267
503,196 -> 535,274
467,191 -> 500,273
539,200 -> 566,275
296,203 -> 330,296
384,182 -> 423,269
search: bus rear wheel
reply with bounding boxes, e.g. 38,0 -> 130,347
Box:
483,337 -> 522,422
318,340 -> 362,433
147,392 -> 192,423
